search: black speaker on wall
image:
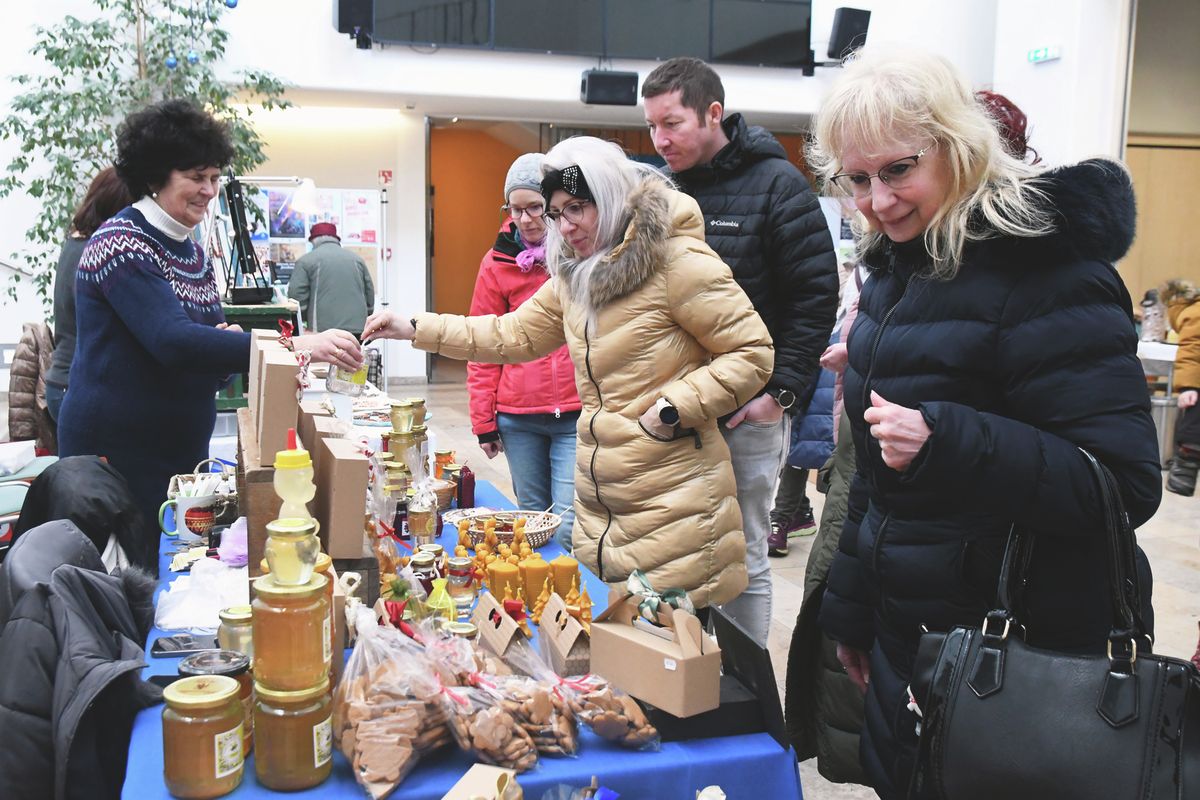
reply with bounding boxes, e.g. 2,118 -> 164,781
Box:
828,7 -> 871,59
580,70 -> 639,107
333,0 -> 373,35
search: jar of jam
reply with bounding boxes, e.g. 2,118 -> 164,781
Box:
162,675 -> 244,798
217,605 -> 254,661
434,449 -> 455,479
264,517 -> 321,586
179,650 -> 254,757
446,556 -> 476,615
254,679 -> 333,791
417,542 -> 445,569
252,574 -> 330,691
411,551 -> 438,596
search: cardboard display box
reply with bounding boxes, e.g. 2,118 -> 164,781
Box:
236,407 -> 276,579
472,591 -> 523,662
248,330 -> 282,430
297,399 -> 331,453
313,437 -> 369,559
441,763 -> 521,800
309,415 -> 347,479
538,593 -> 590,676
256,348 -> 300,460
590,592 -> 721,718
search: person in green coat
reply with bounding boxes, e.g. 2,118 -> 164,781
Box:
288,221 -> 375,338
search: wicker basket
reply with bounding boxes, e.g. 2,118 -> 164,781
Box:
432,478 -> 456,511
446,508 -> 563,550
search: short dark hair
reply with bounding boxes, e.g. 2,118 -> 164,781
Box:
71,166 -> 133,237
115,99 -> 235,197
641,57 -> 725,121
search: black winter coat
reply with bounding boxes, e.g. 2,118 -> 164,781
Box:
0,520 -> 160,800
671,114 -> 838,405
818,159 -> 1161,798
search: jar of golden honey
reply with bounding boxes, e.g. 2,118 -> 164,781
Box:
179,649 -> 254,757
217,605 -> 254,661
252,573 -> 330,691
253,678 -> 333,791
162,675 -> 244,798
314,552 -> 337,668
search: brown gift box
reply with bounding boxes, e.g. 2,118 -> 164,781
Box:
313,437 -> 369,559
589,591 -> 721,718
309,415 -> 346,479
256,348 -> 299,459
471,591 -> 522,661
248,330 -> 282,430
538,593 -> 590,677
297,399 -> 331,453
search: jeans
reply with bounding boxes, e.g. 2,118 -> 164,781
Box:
771,466 -> 810,525
45,383 -> 66,423
496,411 -> 579,551
719,416 -> 789,646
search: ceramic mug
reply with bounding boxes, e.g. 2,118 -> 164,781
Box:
159,494 -> 222,540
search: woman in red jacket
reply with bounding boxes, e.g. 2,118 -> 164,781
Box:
468,153 -> 582,550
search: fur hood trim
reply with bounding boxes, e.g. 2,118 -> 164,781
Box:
1160,279 -> 1198,306
557,179 -> 679,314
1027,158 -> 1137,266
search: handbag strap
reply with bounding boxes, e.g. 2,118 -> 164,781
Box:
995,449 -> 1143,640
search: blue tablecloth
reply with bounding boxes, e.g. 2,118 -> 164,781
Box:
124,480 -> 802,799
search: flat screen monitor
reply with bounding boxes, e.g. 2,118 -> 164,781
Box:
712,0 -> 811,67
604,0 -> 709,61
374,0 -> 491,47
494,0 -> 604,55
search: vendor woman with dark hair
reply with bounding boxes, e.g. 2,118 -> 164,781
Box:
57,99 -> 362,573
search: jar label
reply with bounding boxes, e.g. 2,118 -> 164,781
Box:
313,715 -> 333,768
214,723 -> 244,779
323,616 -> 332,664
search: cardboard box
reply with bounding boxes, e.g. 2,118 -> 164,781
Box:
256,348 -> 299,460
538,593 -> 590,676
331,564 -> 346,686
236,407 -> 276,579
248,330 -> 282,429
441,763 -> 520,800
309,416 -> 347,478
297,399 -> 331,453
472,591 -> 523,661
590,592 -> 721,718
313,437 -> 369,559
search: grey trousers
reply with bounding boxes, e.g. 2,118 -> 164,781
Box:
719,416 -> 789,646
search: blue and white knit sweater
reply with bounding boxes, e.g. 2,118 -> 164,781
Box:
57,202 -> 251,571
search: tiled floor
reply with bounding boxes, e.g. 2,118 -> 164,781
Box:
403,378 -> 1200,800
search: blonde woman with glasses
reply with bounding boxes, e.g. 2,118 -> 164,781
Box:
365,136 -> 773,611
807,48 -> 1160,797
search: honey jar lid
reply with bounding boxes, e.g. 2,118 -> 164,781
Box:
179,649 -> 250,678
434,449 -> 454,456
443,463 -> 463,471
218,605 -> 252,623
447,556 -> 473,568
265,517 -> 318,537
411,424 -> 427,434
389,399 -> 413,408
410,552 -> 436,567
253,572 -> 328,597
445,622 -> 478,639
417,543 -> 444,554
315,552 -> 333,573
254,678 -> 330,703
164,675 -> 240,709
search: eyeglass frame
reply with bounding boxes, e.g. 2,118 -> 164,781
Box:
830,147 -> 930,197
544,198 -> 593,224
501,201 -> 546,220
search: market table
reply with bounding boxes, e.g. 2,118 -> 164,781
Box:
124,479 -> 803,799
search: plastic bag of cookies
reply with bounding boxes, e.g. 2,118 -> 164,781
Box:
555,674 -> 660,750
440,682 -> 540,772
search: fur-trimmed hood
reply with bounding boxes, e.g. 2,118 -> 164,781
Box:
556,179 -> 705,314
1161,278 -> 1199,306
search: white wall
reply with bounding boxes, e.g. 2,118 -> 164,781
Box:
991,0 -> 1134,165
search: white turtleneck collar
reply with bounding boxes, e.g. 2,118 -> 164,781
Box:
133,196 -> 193,242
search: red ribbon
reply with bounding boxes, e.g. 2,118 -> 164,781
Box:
382,599 -> 419,641
502,597 -> 527,623
277,319 -> 295,351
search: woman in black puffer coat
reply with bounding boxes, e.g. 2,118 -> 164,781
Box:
808,49 -> 1161,799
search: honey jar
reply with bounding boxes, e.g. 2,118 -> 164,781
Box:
179,650 -> 254,757
314,552 -> 338,668
217,605 -> 254,661
162,675 -> 244,798
253,679 -> 333,791
252,573 -> 330,691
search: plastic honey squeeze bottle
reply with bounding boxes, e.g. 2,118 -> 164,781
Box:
274,428 -> 316,520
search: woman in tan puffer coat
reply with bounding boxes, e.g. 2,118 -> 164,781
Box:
366,137 -> 773,608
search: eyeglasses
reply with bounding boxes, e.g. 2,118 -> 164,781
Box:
544,199 -> 593,224
503,202 -> 545,220
830,148 -> 929,198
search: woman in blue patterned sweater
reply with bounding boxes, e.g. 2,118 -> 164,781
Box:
57,100 -> 363,573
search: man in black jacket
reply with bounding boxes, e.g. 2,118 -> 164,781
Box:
643,57 -> 838,645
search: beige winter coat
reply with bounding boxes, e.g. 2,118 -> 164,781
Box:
414,180 -> 773,607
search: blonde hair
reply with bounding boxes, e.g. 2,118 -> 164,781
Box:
807,47 -> 1054,279
541,136 -> 672,301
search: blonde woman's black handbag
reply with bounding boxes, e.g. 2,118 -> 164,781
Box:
908,450 -> 1200,800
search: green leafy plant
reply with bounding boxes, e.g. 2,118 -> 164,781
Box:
0,0 -> 289,309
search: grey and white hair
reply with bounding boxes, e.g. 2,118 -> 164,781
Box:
807,46 -> 1055,280
541,136 -> 673,303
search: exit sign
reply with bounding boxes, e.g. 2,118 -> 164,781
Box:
1027,46 -> 1061,64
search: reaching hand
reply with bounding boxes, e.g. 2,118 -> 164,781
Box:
480,440 -> 504,459
836,643 -> 871,694
725,392 -> 785,430
215,322 -> 244,334
294,329 -> 363,372
1179,390 -> 1198,410
362,310 -> 415,343
863,391 -> 931,471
